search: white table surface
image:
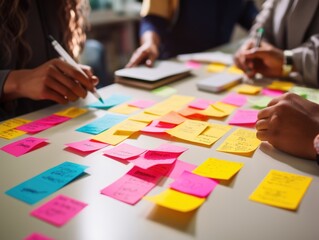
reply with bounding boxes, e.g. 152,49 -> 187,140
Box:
1,60 -> 319,240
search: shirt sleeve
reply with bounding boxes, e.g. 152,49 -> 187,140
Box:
237,0 -> 259,30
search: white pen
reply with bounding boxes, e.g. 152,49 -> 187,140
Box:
48,35 -> 104,104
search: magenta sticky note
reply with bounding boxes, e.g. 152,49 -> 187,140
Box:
164,160 -> 197,179
188,98 -> 214,110
186,60 -> 202,69
221,93 -> 247,107
261,88 -> 284,97
170,171 -> 218,197
16,121 -> 53,133
65,139 -> 108,152
30,194 -> 87,227
228,109 -> 259,126
103,143 -> 146,160
36,114 -> 71,125
101,166 -> 162,205
128,99 -> 156,109
24,232 -> 54,240
1,137 -> 48,157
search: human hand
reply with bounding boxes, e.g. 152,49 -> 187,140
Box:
126,31 -> 160,68
234,38 -> 255,73
256,93 -> 319,160
3,58 -> 99,104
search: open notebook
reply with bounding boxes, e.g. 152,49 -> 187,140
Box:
114,61 -> 192,89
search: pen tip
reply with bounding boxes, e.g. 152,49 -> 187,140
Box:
48,35 -> 55,42
99,97 -> 104,104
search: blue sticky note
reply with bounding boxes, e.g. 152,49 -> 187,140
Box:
6,162 -> 88,205
88,94 -> 131,109
76,113 -> 127,135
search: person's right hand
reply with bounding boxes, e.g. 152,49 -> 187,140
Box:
3,58 -> 97,104
126,31 -> 160,68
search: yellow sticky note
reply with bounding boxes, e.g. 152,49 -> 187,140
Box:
145,95 -> 194,116
157,111 -> 187,125
216,128 -> 261,156
0,118 -> 31,132
207,63 -> 227,72
55,107 -> 88,118
227,65 -> 244,74
144,189 -> 206,212
92,128 -> 130,145
166,120 -> 209,140
108,104 -> 140,115
192,123 -> 232,146
113,119 -> 148,134
212,102 -> 237,115
0,128 -> 26,140
236,84 -> 262,95
129,112 -> 159,123
249,170 -> 312,210
267,80 -> 294,91
200,105 -> 228,118
193,157 -> 244,180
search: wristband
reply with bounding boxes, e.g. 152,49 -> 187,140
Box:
282,50 -> 293,76
313,134 -> 319,165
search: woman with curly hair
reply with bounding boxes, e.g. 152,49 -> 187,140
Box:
0,0 -> 99,120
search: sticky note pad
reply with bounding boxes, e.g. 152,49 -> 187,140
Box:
144,189 -> 206,212
228,109 -> 259,126
193,158 -> 244,180
170,171 -> 218,197
0,128 -> 26,140
236,84 -> 262,95
0,118 -> 31,132
249,170 -> 312,210
103,143 -> 146,160
267,80 -> 294,91
6,162 -> 88,205
31,194 -> 87,227
1,137 -> 48,157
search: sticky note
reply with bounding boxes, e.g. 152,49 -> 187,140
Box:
178,107 -> 208,121
236,84 -> 262,95
92,128 -> 130,145
65,139 -> 108,152
0,128 -> 26,140
166,120 -> 209,140
186,60 -> 202,69
129,112 -> 159,123
193,158 -> 244,180
76,113 -> 127,135
0,118 -> 31,132
199,105 -> 229,118
188,98 -> 214,110
128,99 -> 156,109
16,122 -> 53,133
221,93 -> 247,107
249,170 -> 312,210
157,111 -> 187,125
24,232 -> 54,240
228,109 -> 259,126
163,160 -> 197,179
144,189 -> 205,212
1,137 -> 48,157
6,161 -> 88,204
267,80 -> 294,91
35,114 -> 71,125
31,194 -> 87,227
55,107 -> 88,118
101,166 -> 162,205
113,119 -> 148,135
248,96 -> 272,109
151,86 -> 177,97
108,104 -> 140,115
290,86 -> 319,104
103,143 -> 146,160
261,88 -> 284,97
227,65 -> 244,74
216,128 -> 261,156
206,63 -> 227,72
170,171 -> 218,197
212,102 -> 237,115
141,120 -> 175,133
87,94 -> 131,109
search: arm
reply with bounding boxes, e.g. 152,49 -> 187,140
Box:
237,0 -> 259,31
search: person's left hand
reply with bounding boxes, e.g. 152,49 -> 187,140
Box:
256,93 -> 319,160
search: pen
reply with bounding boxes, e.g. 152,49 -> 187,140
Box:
255,27 -> 264,48
48,35 -> 104,104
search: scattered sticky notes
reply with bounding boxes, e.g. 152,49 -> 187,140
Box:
55,107 -> 88,118
221,93 -> 247,107
170,171 -> 218,197
76,113 -> 127,135
1,137 -> 48,157
65,139 -> 108,152
267,80 -> 294,91
24,232 -> 54,240
101,166 -> 162,205
193,158 -> 244,180
6,162 -> 88,204
228,109 -> 259,126
103,143 -> 146,160
30,194 -> 87,227
87,94 -> 131,109
216,128 -> 261,156
249,170 -> 312,210
144,189 -> 205,212
236,84 -> 262,95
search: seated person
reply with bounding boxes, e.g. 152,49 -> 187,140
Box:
0,0 -> 99,121
127,0 -> 258,67
256,92 -> 319,160
234,0 -> 319,88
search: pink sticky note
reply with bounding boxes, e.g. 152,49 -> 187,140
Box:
170,171 -> 218,198
221,93 -> 247,107
101,166 -> 162,205
103,143 -> 146,160
142,120 -> 175,133
158,111 -> 187,125
228,109 -> 259,126
186,60 -> 202,69
261,88 -> 284,97
154,143 -> 188,153
16,121 -> 53,133
65,139 -> 108,152
24,232 -> 54,240
188,98 -> 214,110
164,160 -> 197,179
1,137 -> 48,157
36,114 -> 71,125
30,194 -> 87,227
128,99 -> 156,109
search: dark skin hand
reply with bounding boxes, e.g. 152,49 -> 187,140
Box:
256,93 -> 319,160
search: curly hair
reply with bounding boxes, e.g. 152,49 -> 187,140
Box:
0,0 -> 90,68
